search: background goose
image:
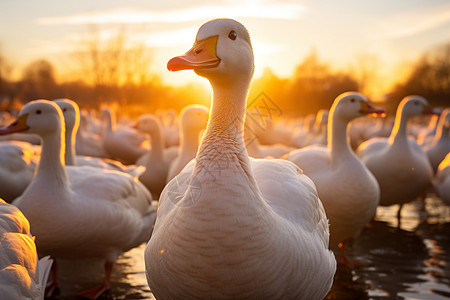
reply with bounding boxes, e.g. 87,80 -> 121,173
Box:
0,199 -> 53,300
356,96 -> 437,218
55,99 -> 143,177
0,140 -> 39,203
291,113 -> 316,148
422,107 -> 450,172
133,114 -> 178,199
245,118 -> 294,159
145,18 -> 336,299
284,92 -> 385,267
159,109 -> 180,148
100,107 -> 149,164
166,104 -> 208,183
75,110 -> 109,158
417,112 -> 440,147
0,100 -> 157,299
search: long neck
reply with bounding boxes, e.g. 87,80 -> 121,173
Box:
180,127 -> 202,158
64,125 -> 77,166
328,116 -> 355,167
195,80 -> 255,185
388,108 -> 410,149
35,129 -> 69,189
429,115 -> 439,131
433,122 -> 449,146
103,110 -> 115,133
149,126 -> 164,160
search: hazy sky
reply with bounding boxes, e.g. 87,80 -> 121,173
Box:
1,0 -> 450,95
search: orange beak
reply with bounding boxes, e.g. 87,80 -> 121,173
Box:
359,101 -> 386,117
0,114 -> 30,135
167,35 -> 220,72
423,105 -> 439,115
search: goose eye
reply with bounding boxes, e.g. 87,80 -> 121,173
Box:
63,108 -> 67,112
228,30 -> 237,40
350,98 -> 355,103
36,110 -> 42,115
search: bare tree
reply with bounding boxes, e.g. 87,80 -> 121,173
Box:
0,45 -> 13,96
73,24 -> 155,106
388,41 -> 450,108
19,59 -> 59,101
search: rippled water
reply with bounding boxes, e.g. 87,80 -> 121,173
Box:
51,194 -> 450,300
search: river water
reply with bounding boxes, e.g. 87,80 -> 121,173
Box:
51,194 -> 450,300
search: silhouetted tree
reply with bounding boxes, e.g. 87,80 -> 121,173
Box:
287,51 -> 359,115
0,46 -> 14,101
19,59 -> 59,101
387,41 -> 450,110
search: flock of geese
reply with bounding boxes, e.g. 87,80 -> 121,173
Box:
0,18 -> 448,300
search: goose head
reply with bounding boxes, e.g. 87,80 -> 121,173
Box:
54,99 -> 80,135
0,100 -> 63,138
180,104 -> 209,132
398,95 -> 437,118
331,92 -> 385,122
167,18 -> 254,86
134,114 -> 162,135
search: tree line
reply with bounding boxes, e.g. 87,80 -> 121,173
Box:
0,32 -> 449,118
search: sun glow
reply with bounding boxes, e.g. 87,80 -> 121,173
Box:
37,2 -> 305,26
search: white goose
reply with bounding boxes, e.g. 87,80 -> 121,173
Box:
417,112 -> 440,146
55,99 -> 143,176
145,18 -> 336,299
291,113 -> 316,148
133,114 -> 178,199
356,96 -> 436,217
423,107 -> 450,172
76,110 -> 109,158
166,104 -> 208,183
284,92 -> 385,267
245,119 -> 294,159
100,107 -> 149,164
0,199 -> 53,300
0,100 -> 157,299
0,140 -> 39,202
303,109 -> 329,147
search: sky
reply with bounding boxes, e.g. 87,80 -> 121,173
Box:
1,0 -> 450,97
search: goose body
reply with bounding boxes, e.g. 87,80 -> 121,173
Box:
245,119 -> 294,158
100,108 -> 149,164
145,18 -> 336,299
0,100 -> 157,298
356,96 -> 436,208
75,110 -> 109,158
0,141 -> 39,202
285,92 -> 384,265
0,199 -> 53,300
